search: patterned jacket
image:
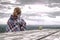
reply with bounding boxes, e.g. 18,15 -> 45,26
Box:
6,15 -> 26,32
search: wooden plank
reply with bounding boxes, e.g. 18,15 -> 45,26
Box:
0,29 -> 59,40
41,30 -> 60,40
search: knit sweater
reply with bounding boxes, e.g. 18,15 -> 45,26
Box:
6,15 -> 26,32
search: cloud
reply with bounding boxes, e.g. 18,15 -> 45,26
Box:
0,17 -> 9,24
0,4 -> 12,9
20,0 -> 60,4
25,16 -> 44,21
47,11 -> 60,18
48,0 -> 60,3
0,0 -> 60,25
1,0 -> 60,5
0,12 -> 10,18
47,3 -> 60,8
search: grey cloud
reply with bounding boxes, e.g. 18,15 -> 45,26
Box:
0,5 -> 7,9
0,12 -> 10,18
20,0 -> 60,4
20,0 -> 60,8
22,13 -> 41,16
0,0 -> 59,5
47,11 -> 60,18
0,0 -> 60,6
1,0 -> 60,18
49,11 -> 60,16
0,2 -> 21,5
45,0 -> 60,7
26,17 -> 44,21
0,0 -> 21,6
47,15 -> 56,18
48,0 -> 60,3
0,0 -> 60,4
0,4 -> 11,10
20,0 -> 47,4
47,3 -> 60,8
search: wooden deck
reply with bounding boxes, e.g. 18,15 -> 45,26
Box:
0,29 -> 60,40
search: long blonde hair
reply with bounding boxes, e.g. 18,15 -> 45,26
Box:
13,7 -> 21,17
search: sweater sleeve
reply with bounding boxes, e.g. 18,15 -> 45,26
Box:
22,19 -> 26,28
7,20 -> 14,32
20,19 -> 26,30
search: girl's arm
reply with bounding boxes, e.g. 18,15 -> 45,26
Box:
20,19 -> 26,31
7,20 -> 14,32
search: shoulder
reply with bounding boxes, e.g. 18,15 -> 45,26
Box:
21,19 -> 24,21
20,18 -> 25,22
8,17 -> 14,23
20,18 -> 26,23
7,19 -> 13,24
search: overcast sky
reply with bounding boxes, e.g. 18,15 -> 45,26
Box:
0,0 -> 60,25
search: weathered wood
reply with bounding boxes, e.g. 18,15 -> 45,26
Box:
41,30 -> 60,40
0,29 -> 60,40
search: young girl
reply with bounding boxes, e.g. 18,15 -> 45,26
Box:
6,7 -> 26,32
